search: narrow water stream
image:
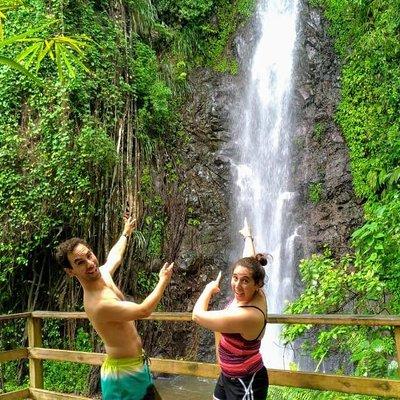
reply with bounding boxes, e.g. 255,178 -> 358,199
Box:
230,0 -> 300,369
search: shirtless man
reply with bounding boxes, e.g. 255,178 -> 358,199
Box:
55,216 -> 173,400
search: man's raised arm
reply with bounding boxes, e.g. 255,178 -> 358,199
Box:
102,215 -> 137,275
97,262 -> 174,321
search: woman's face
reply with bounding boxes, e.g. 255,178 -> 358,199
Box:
231,265 -> 260,303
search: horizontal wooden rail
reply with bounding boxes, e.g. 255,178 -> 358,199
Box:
3,312 -> 400,399
0,388 -> 29,400
0,312 -> 31,322
29,348 -> 105,365
29,311 -> 400,326
27,347 -> 400,398
267,314 -> 400,326
3,311 -> 400,326
0,348 -> 28,362
268,369 -> 400,398
31,311 -> 86,320
29,388 -> 92,400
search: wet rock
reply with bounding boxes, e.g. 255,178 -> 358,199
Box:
292,1 -> 363,259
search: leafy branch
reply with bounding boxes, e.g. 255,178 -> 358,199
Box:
0,1 -> 91,82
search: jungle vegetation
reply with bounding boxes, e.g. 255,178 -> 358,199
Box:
0,0 -> 399,398
0,0 -> 255,394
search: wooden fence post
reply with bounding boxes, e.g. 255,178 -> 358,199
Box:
27,316 -> 43,389
394,327 -> 400,376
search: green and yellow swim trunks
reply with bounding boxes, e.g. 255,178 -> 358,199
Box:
100,354 -> 156,400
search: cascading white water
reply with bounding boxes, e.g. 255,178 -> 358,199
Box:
231,0 -> 300,369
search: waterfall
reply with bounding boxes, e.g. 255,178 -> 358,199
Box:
230,0 -> 300,369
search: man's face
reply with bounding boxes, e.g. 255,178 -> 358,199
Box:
65,243 -> 101,282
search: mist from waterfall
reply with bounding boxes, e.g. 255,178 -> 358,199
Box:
230,0 -> 300,369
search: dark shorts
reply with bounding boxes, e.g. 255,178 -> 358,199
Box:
213,366 -> 269,400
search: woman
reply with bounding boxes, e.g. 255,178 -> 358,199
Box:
192,223 -> 269,400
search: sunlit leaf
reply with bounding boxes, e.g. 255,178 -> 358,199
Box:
0,55 -> 41,84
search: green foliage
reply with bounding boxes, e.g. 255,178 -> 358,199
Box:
42,324 -> 92,394
351,193 -> 400,311
137,270 -> 159,296
187,206 -> 201,227
143,207 -> 166,258
206,0 -> 256,73
154,0 -> 256,73
0,84 -> 117,301
313,121 -> 326,141
41,321 -> 93,394
0,1 -> 91,82
43,360 -> 90,394
0,0 -> 131,312
155,0 -> 213,24
308,182 -> 323,204
132,41 -> 174,137
176,0 -> 213,22
0,319 -> 29,392
285,0 -> 400,379
310,0 -> 400,199
269,386 -> 383,400
0,360 -> 29,393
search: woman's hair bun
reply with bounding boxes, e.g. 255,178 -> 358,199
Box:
255,253 -> 268,266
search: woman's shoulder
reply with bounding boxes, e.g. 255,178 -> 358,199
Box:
247,291 -> 267,314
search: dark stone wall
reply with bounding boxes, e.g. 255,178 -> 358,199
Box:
291,2 -> 363,262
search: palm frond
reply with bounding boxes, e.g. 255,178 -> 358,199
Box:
62,46 -> 90,74
54,41 -> 63,81
0,55 -> 41,84
59,45 -> 75,78
8,33 -> 91,80
16,41 -> 42,65
35,40 -> 52,69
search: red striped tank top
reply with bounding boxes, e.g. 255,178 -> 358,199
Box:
218,305 -> 267,378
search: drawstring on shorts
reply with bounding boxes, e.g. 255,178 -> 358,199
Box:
238,372 -> 256,400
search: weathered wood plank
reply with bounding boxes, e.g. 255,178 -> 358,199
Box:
144,312 -> 192,321
31,311 -> 87,320
0,388 -> 29,399
27,318 -> 43,389
27,348 -> 400,398
30,311 -> 192,321
395,327 -> 400,376
0,348 -> 28,362
29,388 -> 92,400
268,369 -> 400,398
29,348 -> 105,365
0,313 -> 31,322
151,358 -> 220,378
28,311 -> 400,326
267,314 -> 400,326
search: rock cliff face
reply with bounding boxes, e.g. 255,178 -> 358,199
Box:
291,3 -> 363,263
146,1 -> 363,362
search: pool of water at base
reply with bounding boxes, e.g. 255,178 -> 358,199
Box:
154,375 -> 217,400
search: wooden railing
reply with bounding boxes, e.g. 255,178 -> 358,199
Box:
1,311 -> 400,399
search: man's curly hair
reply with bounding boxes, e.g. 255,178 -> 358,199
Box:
54,238 -> 91,269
